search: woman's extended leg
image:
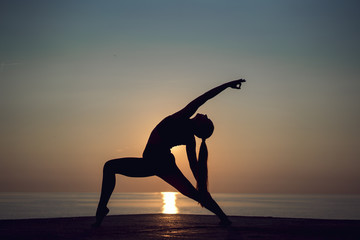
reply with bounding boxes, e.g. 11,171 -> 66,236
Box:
157,166 -> 231,225
93,157 -> 155,227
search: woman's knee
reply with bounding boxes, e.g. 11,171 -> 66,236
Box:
103,160 -> 116,174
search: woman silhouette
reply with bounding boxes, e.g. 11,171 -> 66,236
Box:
93,79 -> 246,227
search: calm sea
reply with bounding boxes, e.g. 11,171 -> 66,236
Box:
0,192 -> 359,220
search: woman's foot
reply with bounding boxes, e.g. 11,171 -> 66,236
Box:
92,207 -> 109,228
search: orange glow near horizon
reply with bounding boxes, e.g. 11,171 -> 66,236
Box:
161,192 -> 179,214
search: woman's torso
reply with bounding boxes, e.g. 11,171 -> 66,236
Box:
143,114 -> 193,159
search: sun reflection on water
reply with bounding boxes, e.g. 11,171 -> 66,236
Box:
161,192 -> 179,214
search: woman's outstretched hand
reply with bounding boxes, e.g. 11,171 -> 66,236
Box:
228,79 -> 246,89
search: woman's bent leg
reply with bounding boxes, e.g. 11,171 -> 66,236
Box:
93,157 -> 155,227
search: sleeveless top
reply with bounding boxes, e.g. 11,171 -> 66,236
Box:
143,113 -> 193,160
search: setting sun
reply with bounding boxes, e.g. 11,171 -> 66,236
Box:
161,192 -> 179,214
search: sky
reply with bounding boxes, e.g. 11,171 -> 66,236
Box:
1,0 -> 359,194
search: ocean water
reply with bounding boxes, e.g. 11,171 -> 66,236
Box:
0,192 -> 359,220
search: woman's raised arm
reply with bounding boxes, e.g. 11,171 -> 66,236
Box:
176,79 -> 246,118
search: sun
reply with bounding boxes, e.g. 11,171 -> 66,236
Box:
161,192 -> 179,214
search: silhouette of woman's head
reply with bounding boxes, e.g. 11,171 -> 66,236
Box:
192,114 -> 214,139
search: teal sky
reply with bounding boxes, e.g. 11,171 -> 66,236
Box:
1,0 -> 360,194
